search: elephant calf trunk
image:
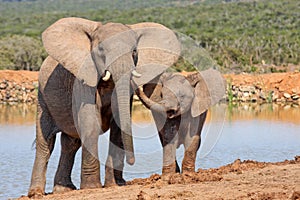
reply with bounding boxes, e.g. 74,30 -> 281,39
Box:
136,86 -> 165,113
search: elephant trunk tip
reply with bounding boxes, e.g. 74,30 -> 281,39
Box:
126,152 -> 135,165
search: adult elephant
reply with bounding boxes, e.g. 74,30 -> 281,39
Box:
28,17 -> 180,198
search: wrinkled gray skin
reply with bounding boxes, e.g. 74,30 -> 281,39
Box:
28,18 -> 180,198
136,70 -> 225,174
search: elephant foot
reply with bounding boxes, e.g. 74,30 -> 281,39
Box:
104,178 -> 126,187
182,166 -> 195,173
182,161 -> 195,173
28,187 -> 44,199
104,181 -> 118,188
115,178 -> 126,186
53,184 -> 76,194
162,163 -> 177,174
182,150 -> 197,173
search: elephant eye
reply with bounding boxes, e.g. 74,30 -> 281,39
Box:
132,49 -> 138,66
178,91 -> 185,99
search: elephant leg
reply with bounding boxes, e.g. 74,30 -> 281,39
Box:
77,104 -> 102,189
28,104 -> 57,198
72,81 -> 102,189
160,119 -> 179,174
104,120 -> 126,187
80,143 -> 101,189
53,133 -> 81,193
182,113 -> 206,173
182,135 -> 200,173
162,141 -> 178,174
105,95 -> 134,187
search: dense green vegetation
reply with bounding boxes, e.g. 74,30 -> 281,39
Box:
0,0 -> 299,73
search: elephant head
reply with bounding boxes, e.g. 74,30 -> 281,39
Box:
41,17 -> 180,165
136,68 -> 225,119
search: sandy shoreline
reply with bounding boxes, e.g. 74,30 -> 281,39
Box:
18,157 -> 300,200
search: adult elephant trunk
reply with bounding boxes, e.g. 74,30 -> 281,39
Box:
115,74 -> 135,165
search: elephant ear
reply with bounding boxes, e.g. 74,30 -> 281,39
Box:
190,68 -> 225,117
129,23 -> 181,86
42,17 -> 102,87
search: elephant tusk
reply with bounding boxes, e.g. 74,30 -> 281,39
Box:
138,86 -> 143,92
102,71 -> 111,81
132,70 -> 142,78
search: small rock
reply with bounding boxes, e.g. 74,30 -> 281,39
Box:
259,91 -> 266,100
243,92 -> 250,97
7,81 -> 13,89
0,83 -> 7,89
11,92 -> 17,98
292,94 -> 300,100
240,86 -> 255,93
283,93 -> 291,99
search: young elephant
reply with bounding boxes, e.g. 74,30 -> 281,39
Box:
136,68 -> 225,174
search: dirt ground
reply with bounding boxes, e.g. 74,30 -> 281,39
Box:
18,157 -> 300,200
0,70 -> 38,84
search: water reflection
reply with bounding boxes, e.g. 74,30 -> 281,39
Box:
133,102 -> 300,124
225,102 -> 300,124
0,103 -> 36,125
1,102 -> 300,125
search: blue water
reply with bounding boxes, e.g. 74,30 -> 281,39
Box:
1,103 -> 300,199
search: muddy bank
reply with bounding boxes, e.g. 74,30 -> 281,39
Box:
0,70 -> 38,103
225,72 -> 300,103
18,157 -> 300,200
1,70 -> 300,104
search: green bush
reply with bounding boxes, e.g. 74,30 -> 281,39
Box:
0,35 -> 46,70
